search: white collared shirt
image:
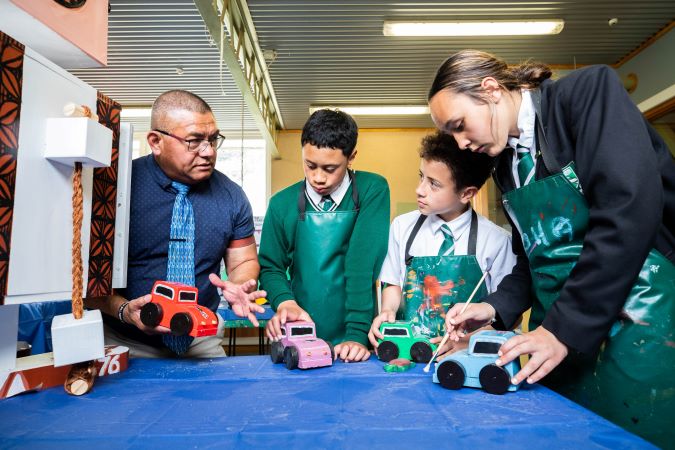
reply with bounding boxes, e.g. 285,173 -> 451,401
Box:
508,89 -> 538,189
378,208 -> 516,294
304,172 -> 352,211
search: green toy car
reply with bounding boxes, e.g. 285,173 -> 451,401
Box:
377,321 -> 437,363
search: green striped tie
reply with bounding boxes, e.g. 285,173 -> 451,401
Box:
321,195 -> 334,211
516,144 -> 535,186
437,224 -> 455,256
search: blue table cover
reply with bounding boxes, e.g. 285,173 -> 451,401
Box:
218,304 -> 274,325
0,356 -> 654,449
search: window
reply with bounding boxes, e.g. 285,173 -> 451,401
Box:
216,138 -> 268,217
154,285 -> 174,299
290,327 -> 314,337
382,328 -> 409,337
179,291 -> 197,302
472,341 -> 502,355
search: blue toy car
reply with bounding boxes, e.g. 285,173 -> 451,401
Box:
433,330 -> 521,395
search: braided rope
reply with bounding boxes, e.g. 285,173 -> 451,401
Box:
72,162 -> 83,319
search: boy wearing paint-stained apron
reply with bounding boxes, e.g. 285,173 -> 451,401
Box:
369,132 -> 516,357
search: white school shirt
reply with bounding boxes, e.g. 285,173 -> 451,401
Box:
378,208 -> 516,294
304,172 -> 351,211
508,89 -> 538,189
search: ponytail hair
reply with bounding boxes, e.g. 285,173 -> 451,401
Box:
428,50 -> 552,102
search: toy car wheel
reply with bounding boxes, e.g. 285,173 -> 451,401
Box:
436,360 -> 465,390
170,313 -> 193,336
270,341 -> 284,364
327,342 -> 335,360
140,302 -> 163,327
479,364 -> 511,395
410,341 -> 433,363
377,341 -> 399,362
284,346 -> 299,370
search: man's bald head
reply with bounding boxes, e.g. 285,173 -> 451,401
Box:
150,90 -> 212,130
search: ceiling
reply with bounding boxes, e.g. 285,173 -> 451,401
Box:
71,0 -> 675,134
70,1 -> 260,137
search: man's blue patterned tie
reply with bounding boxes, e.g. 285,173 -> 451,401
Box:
163,181 -> 196,355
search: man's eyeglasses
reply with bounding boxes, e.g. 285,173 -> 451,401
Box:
153,129 -> 226,153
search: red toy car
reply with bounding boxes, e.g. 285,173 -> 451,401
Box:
270,321 -> 334,370
140,281 -> 218,337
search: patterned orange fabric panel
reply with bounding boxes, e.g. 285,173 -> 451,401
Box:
86,92 -> 120,297
0,32 -> 24,302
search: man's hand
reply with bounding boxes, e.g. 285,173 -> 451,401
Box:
123,294 -> 171,335
496,326 -> 568,385
265,300 -> 312,341
209,273 -> 266,327
334,341 -> 370,362
367,309 -> 396,348
445,302 -> 496,341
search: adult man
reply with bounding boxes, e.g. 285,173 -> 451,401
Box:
86,90 -> 265,358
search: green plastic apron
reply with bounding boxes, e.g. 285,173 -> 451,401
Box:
502,94 -> 675,446
291,171 -> 359,345
401,210 -> 488,338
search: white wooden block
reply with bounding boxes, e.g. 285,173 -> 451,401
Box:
45,117 -> 112,168
51,309 -> 105,367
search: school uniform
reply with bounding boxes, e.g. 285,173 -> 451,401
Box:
487,65 -> 675,446
379,207 -> 516,338
259,170 -> 390,346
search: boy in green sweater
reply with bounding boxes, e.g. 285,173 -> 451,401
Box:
259,109 -> 390,362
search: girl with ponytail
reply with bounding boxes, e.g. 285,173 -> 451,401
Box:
429,49 -> 675,448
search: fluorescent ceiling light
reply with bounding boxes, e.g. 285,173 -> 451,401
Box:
383,19 -> 565,37
309,105 -> 429,116
120,107 -> 152,118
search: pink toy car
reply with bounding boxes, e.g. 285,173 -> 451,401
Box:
270,321 -> 334,370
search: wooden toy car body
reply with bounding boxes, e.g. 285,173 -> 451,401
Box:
433,330 -> 521,395
377,321 -> 436,363
270,321 -> 333,370
140,281 -> 218,338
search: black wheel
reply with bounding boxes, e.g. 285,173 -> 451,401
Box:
170,312 -> 193,336
270,341 -> 284,364
284,346 -> 299,370
140,302 -> 163,327
479,364 -> 511,395
377,340 -> 399,362
410,341 -> 433,363
436,360 -> 465,390
327,342 -> 335,360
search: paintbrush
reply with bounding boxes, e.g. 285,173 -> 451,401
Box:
423,270 -> 489,373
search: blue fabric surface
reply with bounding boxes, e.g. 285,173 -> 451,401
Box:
218,304 -> 274,322
17,301 -> 72,354
0,356 -> 654,449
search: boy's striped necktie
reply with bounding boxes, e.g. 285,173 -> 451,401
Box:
437,224 -> 455,256
321,195 -> 334,211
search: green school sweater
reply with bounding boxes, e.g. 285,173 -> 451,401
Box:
259,171 -> 390,345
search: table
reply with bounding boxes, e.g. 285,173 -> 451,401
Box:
0,356 -> 654,449
218,305 -> 274,355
